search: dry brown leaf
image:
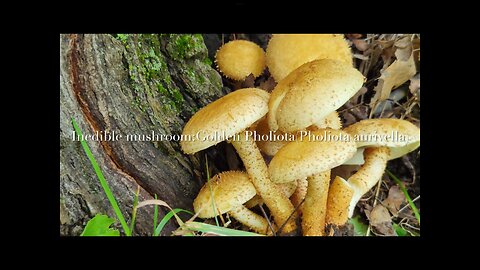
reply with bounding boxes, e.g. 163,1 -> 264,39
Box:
370,51 -> 417,113
241,74 -> 256,88
382,185 -> 406,216
369,204 -> 396,236
352,39 -> 369,51
409,73 -> 420,95
258,76 -> 277,92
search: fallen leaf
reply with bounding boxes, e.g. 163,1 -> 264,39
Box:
368,204 -> 396,236
241,74 -> 256,88
382,185 -> 406,216
409,73 -> 420,95
370,53 -> 416,112
258,76 -> 277,92
352,39 -> 369,51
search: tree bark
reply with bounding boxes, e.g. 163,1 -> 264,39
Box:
60,34 -> 226,235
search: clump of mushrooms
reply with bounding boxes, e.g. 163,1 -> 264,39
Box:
180,88 -> 297,234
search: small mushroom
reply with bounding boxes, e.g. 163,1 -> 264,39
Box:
215,40 -> 266,81
269,129 -> 357,236
181,88 -> 297,233
266,34 -> 353,82
328,118 -> 420,220
267,59 -> 364,133
193,171 -> 272,234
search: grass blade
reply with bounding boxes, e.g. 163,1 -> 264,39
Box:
386,169 -> 421,225
182,221 -> 264,236
72,117 -> 131,236
153,194 -> 159,235
205,155 -> 219,227
154,208 -> 193,236
129,185 -> 140,234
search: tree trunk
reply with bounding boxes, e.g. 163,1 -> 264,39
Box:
60,34 -> 227,235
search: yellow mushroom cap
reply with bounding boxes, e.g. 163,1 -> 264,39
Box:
266,34 -> 353,82
215,40 -> 266,80
344,118 -> 420,160
268,59 -> 364,133
268,129 -> 357,184
193,171 -> 257,218
180,88 -> 270,154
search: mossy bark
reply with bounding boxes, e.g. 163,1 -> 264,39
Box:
60,34 -> 225,235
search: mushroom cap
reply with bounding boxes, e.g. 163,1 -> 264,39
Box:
268,129 -> 357,184
215,40 -> 266,80
267,59 -> 364,133
266,34 -> 353,82
193,171 -> 257,218
310,111 -> 343,130
344,118 -> 420,160
180,88 -> 270,154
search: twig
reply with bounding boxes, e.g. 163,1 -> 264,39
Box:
366,177 -> 384,236
277,198 -> 304,235
398,195 -> 420,214
258,204 -> 276,236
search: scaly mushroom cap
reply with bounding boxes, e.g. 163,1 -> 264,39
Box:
268,129 -> 357,184
310,111 -> 343,130
266,34 -> 353,82
193,171 -> 257,218
180,88 -> 270,154
215,40 -> 266,80
344,118 -> 420,161
268,59 -> 364,133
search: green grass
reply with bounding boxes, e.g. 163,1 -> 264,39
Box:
181,221 -> 263,236
155,209 -> 193,236
386,169 -> 421,225
72,117 -> 131,236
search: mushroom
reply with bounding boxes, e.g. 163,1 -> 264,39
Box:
267,59 -> 365,133
326,118 -> 420,222
325,176 -> 354,227
244,180 -> 298,209
215,40 -> 266,81
193,171 -> 272,234
269,129 -> 357,236
266,34 -> 353,82
181,88 -> 297,233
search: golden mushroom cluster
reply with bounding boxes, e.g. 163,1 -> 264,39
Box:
180,34 -> 420,236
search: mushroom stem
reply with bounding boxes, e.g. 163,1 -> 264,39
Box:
348,147 -> 390,217
290,177 -> 308,209
231,131 -> 297,234
302,170 -> 331,236
325,176 -> 354,227
229,205 -> 273,235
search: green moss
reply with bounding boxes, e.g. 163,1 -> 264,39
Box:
123,34 -> 185,113
167,34 -> 206,60
115,34 -> 129,44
